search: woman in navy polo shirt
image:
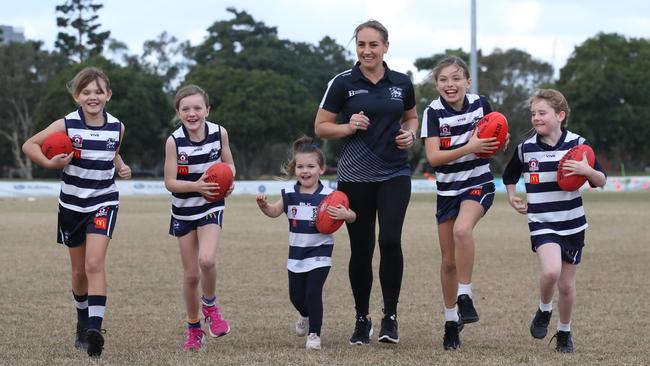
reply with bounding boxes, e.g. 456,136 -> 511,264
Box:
315,19 -> 418,346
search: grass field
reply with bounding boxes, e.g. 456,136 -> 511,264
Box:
0,192 -> 648,365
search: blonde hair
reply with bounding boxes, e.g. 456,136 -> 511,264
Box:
530,89 -> 570,127
67,67 -> 110,97
174,84 -> 209,110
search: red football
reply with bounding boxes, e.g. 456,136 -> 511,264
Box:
316,190 -> 349,234
203,162 -> 234,202
557,144 -> 595,191
475,112 -> 508,158
41,131 -> 73,159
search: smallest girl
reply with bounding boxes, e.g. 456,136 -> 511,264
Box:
256,135 -> 356,350
164,84 -> 235,351
503,89 -> 606,353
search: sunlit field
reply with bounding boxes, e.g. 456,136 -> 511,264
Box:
0,192 -> 648,365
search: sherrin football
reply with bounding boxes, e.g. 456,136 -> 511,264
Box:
475,112 -> 508,158
203,162 -> 234,202
316,190 -> 349,235
557,144 -> 595,191
41,131 -> 73,159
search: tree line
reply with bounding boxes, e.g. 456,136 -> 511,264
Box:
1,1 -> 648,179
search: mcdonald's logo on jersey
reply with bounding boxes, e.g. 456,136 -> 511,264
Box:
530,173 -> 540,184
440,137 -> 451,149
94,217 -> 108,230
73,149 -> 82,159
469,188 -> 482,196
177,166 -> 189,175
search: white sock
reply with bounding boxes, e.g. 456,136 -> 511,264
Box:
539,301 -> 553,312
458,283 -> 472,298
557,321 -> 571,332
444,306 -> 460,322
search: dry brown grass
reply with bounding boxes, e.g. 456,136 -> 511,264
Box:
0,192 -> 648,365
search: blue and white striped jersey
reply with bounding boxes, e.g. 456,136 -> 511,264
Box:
60,108 -> 121,212
421,94 -> 494,196
282,182 -> 334,273
503,129 -> 606,236
170,121 -> 225,221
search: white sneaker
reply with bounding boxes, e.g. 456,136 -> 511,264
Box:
295,316 -> 309,337
306,333 -> 321,350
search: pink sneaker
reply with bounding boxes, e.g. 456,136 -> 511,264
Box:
202,304 -> 230,337
183,328 -> 205,351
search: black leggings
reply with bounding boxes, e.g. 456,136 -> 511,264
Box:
288,266 -> 330,335
337,175 -> 411,317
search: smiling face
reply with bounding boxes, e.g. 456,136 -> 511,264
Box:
294,152 -> 325,190
435,64 -> 471,111
530,99 -> 564,137
177,93 -> 210,136
355,27 -> 388,71
74,79 -> 112,122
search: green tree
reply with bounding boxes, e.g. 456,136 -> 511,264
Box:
140,32 -> 190,93
55,0 -> 110,62
556,32 -> 650,171
0,41 -> 65,178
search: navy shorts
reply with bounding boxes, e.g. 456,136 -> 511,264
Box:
169,210 -> 224,237
531,231 -> 585,265
57,205 -> 119,248
436,183 -> 495,224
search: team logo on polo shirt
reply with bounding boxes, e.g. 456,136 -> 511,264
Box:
528,158 -> 540,172
72,134 -> 83,148
389,87 -> 403,100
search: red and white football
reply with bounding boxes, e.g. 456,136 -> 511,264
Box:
316,190 -> 349,235
203,162 -> 234,202
41,131 -> 73,159
475,112 -> 508,158
557,144 -> 595,191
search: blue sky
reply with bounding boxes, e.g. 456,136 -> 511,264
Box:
2,0 -> 649,82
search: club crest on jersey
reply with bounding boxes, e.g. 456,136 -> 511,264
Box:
209,148 -> 220,160
389,87 -> 403,100
72,134 -> 83,148
440,123 -> 452,137
528,158 -> 540,172
106,138 -> 117,150
178,152 -> 189,165
290,207 -> 298,218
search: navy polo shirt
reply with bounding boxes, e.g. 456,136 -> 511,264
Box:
319,62 -> 416,182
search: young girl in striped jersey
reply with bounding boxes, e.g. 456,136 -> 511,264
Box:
256,135 -> 356,350
420,56 -> 506,350
22,67 -> 131,357
503,89 -> 606,353
163,85 -> 235,350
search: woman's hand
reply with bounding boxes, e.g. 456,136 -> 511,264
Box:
395,129 -> 416,150
348,111 -> 371,134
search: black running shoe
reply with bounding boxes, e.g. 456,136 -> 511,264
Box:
551,330 -> 573,353
378,314 -> 399,344
457,295 -> 479,323
86,328 -> 105,357
349,316 -> 373,345
530,309 -> 552,339
443,321 -> 462,350
74,325 -> 88,351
